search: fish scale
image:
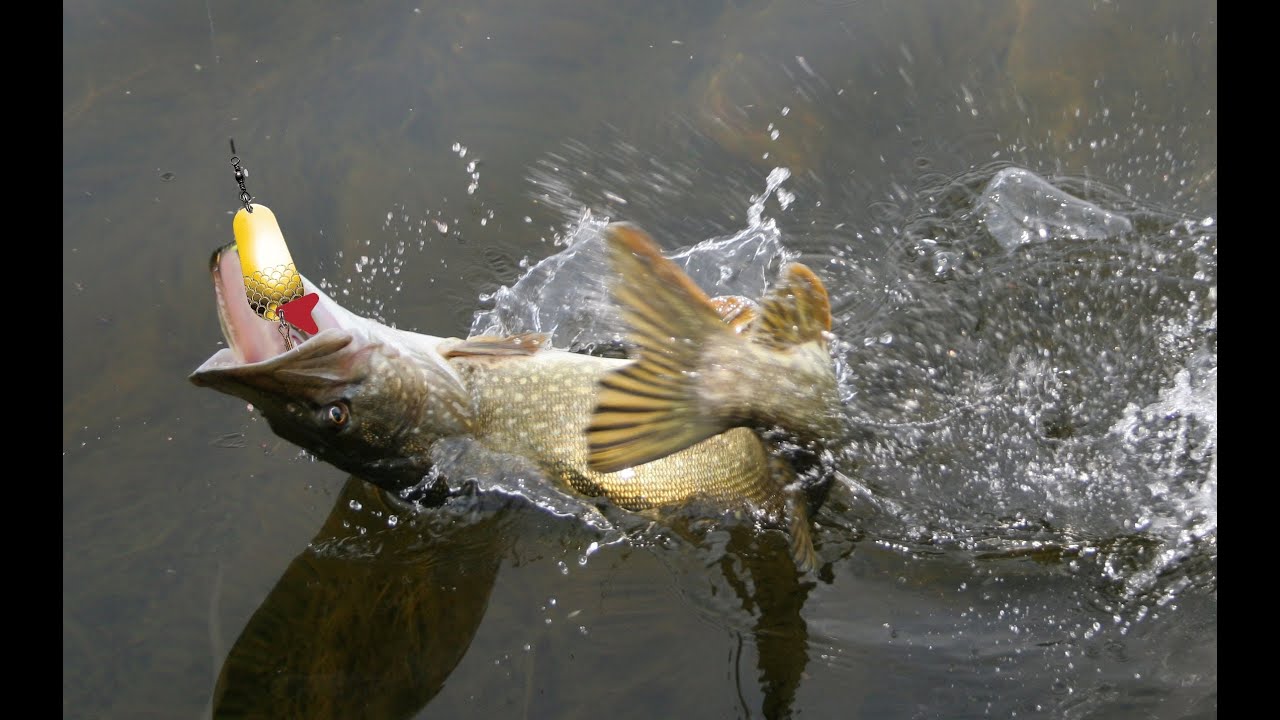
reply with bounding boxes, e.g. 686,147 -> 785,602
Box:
452,350 -> 783,512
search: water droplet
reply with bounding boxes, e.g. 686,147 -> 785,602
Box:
349,500 -> 362,511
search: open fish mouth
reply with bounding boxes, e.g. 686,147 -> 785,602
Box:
191,242 -> 345,376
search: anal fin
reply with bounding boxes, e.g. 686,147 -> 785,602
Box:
755,263 -> 832,349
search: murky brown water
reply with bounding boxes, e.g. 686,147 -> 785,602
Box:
65,1 -> 1215,718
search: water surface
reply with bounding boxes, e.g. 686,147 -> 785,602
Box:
64,1 -> 1216,718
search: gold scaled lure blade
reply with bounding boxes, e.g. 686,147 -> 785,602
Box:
232,204 -> 304,321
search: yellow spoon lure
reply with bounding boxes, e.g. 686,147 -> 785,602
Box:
232,204 -> 304,322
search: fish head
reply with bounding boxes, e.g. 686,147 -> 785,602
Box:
191,243 -> 472,491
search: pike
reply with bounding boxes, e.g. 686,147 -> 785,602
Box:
191,217 -> 842,571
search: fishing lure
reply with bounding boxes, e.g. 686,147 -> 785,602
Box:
233,204 -> 304,322
228,143 -> 319,343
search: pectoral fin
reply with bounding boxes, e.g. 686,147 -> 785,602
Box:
444,333 -> 548,358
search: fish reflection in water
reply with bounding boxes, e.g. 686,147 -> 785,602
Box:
211,478 -> 503,719
212,478 -> 819,719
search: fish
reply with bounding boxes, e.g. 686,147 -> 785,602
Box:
190,219 -> 843,571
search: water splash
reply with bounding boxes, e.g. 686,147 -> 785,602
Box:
979,167 -> 1133,249
746,166 -> 794,227
825,164 -> 1215,601
470,168 -> 797,350
394,151 -> 1212,603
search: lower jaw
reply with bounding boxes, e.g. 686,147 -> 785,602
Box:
213,244 -> 313,363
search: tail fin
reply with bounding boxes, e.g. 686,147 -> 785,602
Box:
586,223 -> 840,473
586,224 -> 732,472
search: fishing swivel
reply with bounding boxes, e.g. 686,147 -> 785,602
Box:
229,138 -> 254,213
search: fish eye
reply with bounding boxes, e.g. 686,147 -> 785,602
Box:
325,401 -> 350,427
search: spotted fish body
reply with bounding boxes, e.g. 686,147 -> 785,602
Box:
447,347 -> 782,511
191,222 -> 840,571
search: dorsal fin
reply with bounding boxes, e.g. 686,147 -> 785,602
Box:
709,295 -> 759,333
443,333 -> 548,358
753,263 -> 832,349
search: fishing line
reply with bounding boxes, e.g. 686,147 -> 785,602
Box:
203,5 -> 313,351
203,0 -> 247,214
203,0 -> 230,154
205,0 -> 219,68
